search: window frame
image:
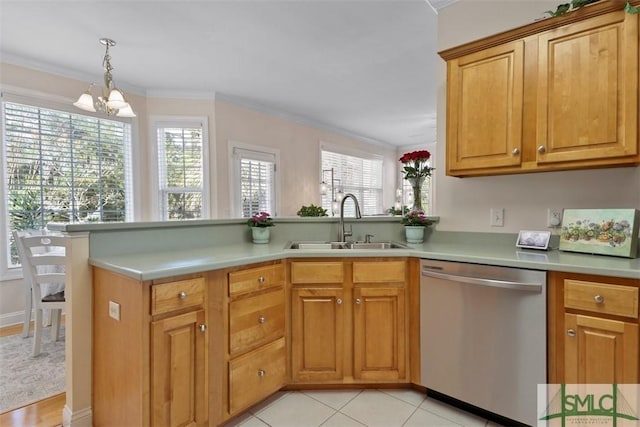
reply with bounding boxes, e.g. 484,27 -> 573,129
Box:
1,88 -> 136,279
320,142 -> 384,216
150,116 -> 210,221
228,141 -> 280,218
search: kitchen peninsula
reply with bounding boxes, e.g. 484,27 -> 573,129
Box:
51,217 -> 639,426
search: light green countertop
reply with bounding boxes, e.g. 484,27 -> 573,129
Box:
51,217 -> 639,281
89,238 -> 640,281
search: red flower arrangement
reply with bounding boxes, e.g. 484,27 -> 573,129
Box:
399,150 -> 434,179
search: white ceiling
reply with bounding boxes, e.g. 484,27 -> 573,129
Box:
0,0 -> 453,147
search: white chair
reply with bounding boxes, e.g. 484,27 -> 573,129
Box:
13,230 -> 66,357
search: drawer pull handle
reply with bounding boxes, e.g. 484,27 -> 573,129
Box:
257,369 -> 266,377
199,324 -> 207,332
336,298 -> 343,305
355,298 -> 362,305
537,145 -> 546,153
594,294 -> 604,304
258,276 -> 265,284
567,329 -> 576,337
258,315 -> 266,324
178,291 -> 187,300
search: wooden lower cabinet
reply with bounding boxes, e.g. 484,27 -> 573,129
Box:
564,313 -> 638,384
549,271 -> 640,384
151,310 -> 208,426
209,261 -> 287,426
291,288 -> 345,382
353,286 -> 406,381
93,268 -> 208,427
290,258 -> 409,384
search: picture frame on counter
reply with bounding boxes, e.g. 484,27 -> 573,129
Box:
559,208 -> 640,258
516,230 -> 551,250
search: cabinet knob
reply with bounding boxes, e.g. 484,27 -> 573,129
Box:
355,298 -> 362,305
199,324 -> 207,332
178,291 -> 187,300
257,369 -> 266,377
336,298 -> 343,305
258,276 -> 265,284
537,145 -> 546,153
258,315 -> 266,324
594,294 -> 604,304
567,329 -> 576,337
512,148 -> 520,155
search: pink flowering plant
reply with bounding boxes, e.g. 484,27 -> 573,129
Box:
399,150 -> 434,179
401,209 -> 433,227
247,211 -> 275,228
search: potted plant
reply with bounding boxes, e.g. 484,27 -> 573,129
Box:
247,211 -> 274,244
297,204 -> 328,217
399,150 -> 434,211
401,209 -> 433,244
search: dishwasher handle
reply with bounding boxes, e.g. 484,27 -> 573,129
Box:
421,268 -> 542,292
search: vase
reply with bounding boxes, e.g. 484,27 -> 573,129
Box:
407,176 -> 425,211
404,225 -> 425,244
251,227 -> 271,244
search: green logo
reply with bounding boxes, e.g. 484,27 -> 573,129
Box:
539,384 -> 638,426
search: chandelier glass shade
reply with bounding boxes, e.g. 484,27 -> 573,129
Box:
73,38 -> 136,118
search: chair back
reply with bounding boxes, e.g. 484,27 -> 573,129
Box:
13,231 -> 66,305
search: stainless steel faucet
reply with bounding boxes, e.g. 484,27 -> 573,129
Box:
339,193 -> 362,242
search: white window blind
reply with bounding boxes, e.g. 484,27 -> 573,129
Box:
3,101 -> 133,267
156,123 -> 204,220
232,147 -> 276,218
321,149 -> 383,216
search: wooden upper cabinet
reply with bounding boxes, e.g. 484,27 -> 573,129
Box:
446,40 -> 524,173
440,2 -> 640,177
537,11 -> 639,164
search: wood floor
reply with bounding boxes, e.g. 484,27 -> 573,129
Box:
0,322 -> 65,426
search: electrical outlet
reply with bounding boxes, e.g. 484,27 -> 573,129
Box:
490,208 -> 504,227
547,208 -> 563,228
109,300 -> 121,321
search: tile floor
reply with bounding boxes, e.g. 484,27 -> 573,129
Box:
225,389 -> 505,427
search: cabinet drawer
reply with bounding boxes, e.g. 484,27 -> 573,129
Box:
229,337 -> 286,415
152,277 -> 205,316
230,288 -> 285,355
353,261 -> 406,283
229,264 -> 284,297
290,261 -> 344,284
564,279 -> 639,319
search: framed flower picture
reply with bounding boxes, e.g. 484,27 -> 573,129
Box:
559,209 -> 639,258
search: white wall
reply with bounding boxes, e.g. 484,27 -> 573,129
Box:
434,0 -> 640,233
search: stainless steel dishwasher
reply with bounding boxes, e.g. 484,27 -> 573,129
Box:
420,259 -> 546,426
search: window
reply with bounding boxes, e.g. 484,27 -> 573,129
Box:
321,147 -> 383,216
230,144 -> 277,217
155,120 -> 207,220
2,100 -> 133,268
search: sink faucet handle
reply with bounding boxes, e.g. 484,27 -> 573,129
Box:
365,234 -> 374,243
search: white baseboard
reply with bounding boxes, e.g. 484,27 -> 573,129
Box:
0,310 -> 30,328
63,404 -> 92,427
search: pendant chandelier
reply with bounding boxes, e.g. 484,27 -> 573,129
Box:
73,38 -> 136,118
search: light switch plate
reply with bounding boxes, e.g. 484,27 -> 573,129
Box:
109,300 -> 120,321
490,208 -> 504,227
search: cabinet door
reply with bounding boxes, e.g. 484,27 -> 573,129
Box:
446,40 -> 524,174
565,313 -> 638,384
353,287 -> 406,381
537,12 -> 638,164
152,310 -> 207,427
291,288 -> 344,382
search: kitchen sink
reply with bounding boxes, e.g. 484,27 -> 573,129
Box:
285,241 -> 410,250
